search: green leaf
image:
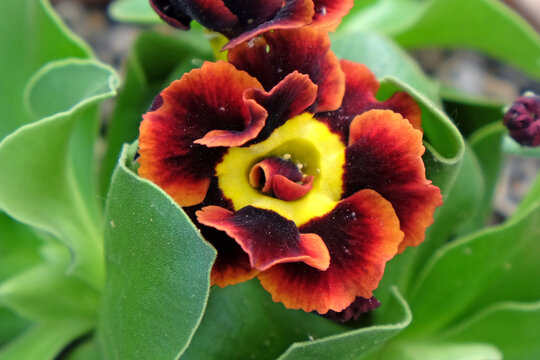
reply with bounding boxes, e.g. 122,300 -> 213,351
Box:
465,123 -> 506,230
183,279 -> 344,360
502,135 -> 540,157
109,0 -> 161,23
440,86 -> 504,138
64,338 -> 101,360
0,308 -> 28,346
0,59 -> 119,289
406,143 -> 485,282
278,287 -> 412,360
331,31 -> 439,104
0,320 -> 93,360
405,198 -> 540,337
100,30 -> 211,196
440,301 -> 540,360
0,242 -> 100,324
97,143 -> 216,360
0,0 -> 92,138
380,341 -> 502,360
344,0 -> 540,80
0,213 -> 42,283
515,172 -> 540,217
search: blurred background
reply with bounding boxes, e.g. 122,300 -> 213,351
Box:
50,0 -> 540,221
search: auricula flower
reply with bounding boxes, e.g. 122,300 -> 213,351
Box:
137,28 -> 442,314
149,0 -> 353,49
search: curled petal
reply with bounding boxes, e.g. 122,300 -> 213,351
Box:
197,206 -> 330,271
138,61 -> 264,206
258,190 -> 403,313
224,0 -> 315,50
345,110 -> 443,252
249,157 -> 304,193
228,28 -> 345,112
243,71 -> 318,142
150,0 -> 237,30
206,226 -> 259,287
249,157 -> 314,201
312,0 -> 354,30
272,175 -> 314,201
316,60 -> 421,142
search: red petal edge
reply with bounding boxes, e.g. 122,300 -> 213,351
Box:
196,206 -> 330,271
138,61 -> 264,207
345,109 -> 443,252
258,189 -> 403,313
228,28 -> 344,113
316,60 -> 422,142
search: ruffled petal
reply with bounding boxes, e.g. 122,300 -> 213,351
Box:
244,71 -> 318,142
138,61 -> 264,206
222,0 -> 283,26
312,0 -> 354,30
345,109 -> 443,252
258,190 -> 403,313
150,0 -> 238,31
228,28 -> 345,112
224,0 -> 314,50
207,226 -> 259,287
197,206 -> 330,271
316,60 -> 421,142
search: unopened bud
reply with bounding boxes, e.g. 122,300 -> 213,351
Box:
504,94 -> 540,147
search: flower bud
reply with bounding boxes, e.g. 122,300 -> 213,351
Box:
504,94 -> 540,147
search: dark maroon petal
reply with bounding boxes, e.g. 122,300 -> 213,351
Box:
138,61 -> 264,206
206,226 -> 259,287
312,0 -> 354,30
150,0 -> 193,29
345,110 -> 443,252
316,60 -> 421,142
504,94 -> 540,147
243,71 -> 318,143
323,296 -> 381,323
228,27 -> 345,112
196,206 -> 330,271
182,180 -> 255,287
258,190 -> 403,313
224,0 -> 315,50
194,98 -> 267,147
222,0 -> 283,28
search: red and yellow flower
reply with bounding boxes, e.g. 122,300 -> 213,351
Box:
149,0 -> 353,49
138,28 -> 442,314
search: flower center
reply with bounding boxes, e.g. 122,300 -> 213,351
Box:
216,113 -> 346,225
248,156 -> 314,201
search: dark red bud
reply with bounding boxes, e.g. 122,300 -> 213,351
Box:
504,94 -> 540,147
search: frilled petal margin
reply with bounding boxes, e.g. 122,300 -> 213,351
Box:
195,71 -> 317,147
197,206 -> 330,271
312,0 -> 354,30
228,28 -> 345,113
258,190 -> 403,314
344,109 -> 443,252
224,0 -> 315,50
316,60 -> 421,142
240,71 -> 317,143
